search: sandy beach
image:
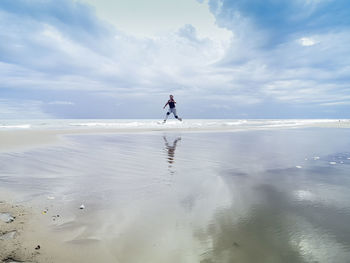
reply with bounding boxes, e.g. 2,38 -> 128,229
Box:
1,121 -> 350,263
0,202 -> 35,263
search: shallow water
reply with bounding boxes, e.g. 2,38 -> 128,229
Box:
1,128 -> 350,262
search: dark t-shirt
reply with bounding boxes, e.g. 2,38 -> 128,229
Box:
169,100 -> 175,108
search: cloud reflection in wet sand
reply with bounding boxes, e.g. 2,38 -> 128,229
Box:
197,158 -> 350,263
0,129 -> 350,262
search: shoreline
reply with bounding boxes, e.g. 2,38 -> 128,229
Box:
1,119 -> 349,152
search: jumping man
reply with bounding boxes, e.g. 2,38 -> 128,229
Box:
163,95 -> 182,123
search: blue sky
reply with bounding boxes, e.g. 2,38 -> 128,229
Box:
0,0 -> 349,119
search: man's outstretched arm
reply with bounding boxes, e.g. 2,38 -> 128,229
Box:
163,101 -> 169,109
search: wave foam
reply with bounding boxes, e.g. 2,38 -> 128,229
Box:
0,124 -> 31,129
0,119 -> 347,131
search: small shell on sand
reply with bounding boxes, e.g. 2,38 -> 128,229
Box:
0,213 -> 15,223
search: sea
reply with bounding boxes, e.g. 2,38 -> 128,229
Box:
0,118 -> 345,131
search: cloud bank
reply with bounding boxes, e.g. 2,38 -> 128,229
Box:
0,0 -> 349,118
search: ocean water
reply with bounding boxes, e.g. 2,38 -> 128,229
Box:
0,126 -> 350,262
0,118 -> 346,131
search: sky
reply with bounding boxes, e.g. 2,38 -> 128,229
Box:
0,0 -> 349,119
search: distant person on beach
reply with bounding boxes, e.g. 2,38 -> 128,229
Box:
163,95 -> 182,123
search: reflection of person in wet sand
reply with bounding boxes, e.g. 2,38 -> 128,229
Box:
163,136 -> 181,165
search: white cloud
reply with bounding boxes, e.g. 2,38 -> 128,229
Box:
79,0 -> 232,43
48,101 -> 75,105
319,101 -> 350,106
299,37 -> 318,46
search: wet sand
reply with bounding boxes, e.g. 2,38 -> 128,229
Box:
1,127 -> 350,262
0,202 -> 39,263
